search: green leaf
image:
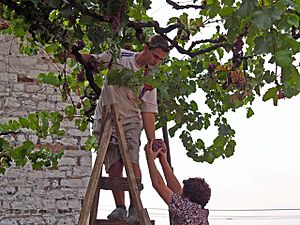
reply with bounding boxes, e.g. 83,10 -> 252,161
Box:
281,65 -> 300,97
264,71 -> 276,83
270,7 -> 284,20
195,139 -> 205,149
60,6 -> 73,17
14,20 -> 27,37
38,72 -> 61,87
79,15 -> 93,25
142,0 -> 151,9
262,87 -> 277,102
219,7 -> 234,17
48,0 -> 61,8
286,13 -> 300,27
252,11 -> 272,29
221,0 -> 235,6
274,50 -> 293,67
74,25 -> 84,39
12,140 -> 34,160
8,120 -> 20,131
253,36 -> 270,54
64,105 -> 76,120
107,0 -> 122,15
236,0 -> 257,17
15,157 -> 28,167
45,43 -> 59,54
225,140 -> 236,157
19,117 -> 29,128
167,17 -> 178,25
56,130 -> 65,136
32,162 -> 44,170
179,13 -> 188,25
246,107 -> 254,118
219,124 -> 231,136
296,0 -> 300,11
213,135 -> 227,148
84,135 -> 98,151
94,74 -> 104,88
49,122 -> 60,134
28,113 -> 38,130
206,0 -> 215,5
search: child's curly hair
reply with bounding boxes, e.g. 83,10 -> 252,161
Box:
183,177 -> 211,208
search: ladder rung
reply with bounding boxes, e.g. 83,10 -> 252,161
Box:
96,219 -> 155,225
100,177 -> 144,191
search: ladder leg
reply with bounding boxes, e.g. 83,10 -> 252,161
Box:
78,114 -> 113,225
88,167 -> 102,225
88,106 -> 108,225
111,104 -> 152,225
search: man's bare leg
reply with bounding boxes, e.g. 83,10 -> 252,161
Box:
109,159 -> 124,206
126,162 -> 141,223
107,159 -> 127,221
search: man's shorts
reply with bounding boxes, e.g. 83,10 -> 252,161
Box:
93,119 -> 142,173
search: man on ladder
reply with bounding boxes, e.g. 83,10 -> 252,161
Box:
92,35 -> 169,223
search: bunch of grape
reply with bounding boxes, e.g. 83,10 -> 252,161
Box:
277,90 -> 285,99
76,70 -> 85,82
152,139 -> 167,153
0,21 -> 9,31
208,63 -> 216,74
128,75 -> 143,97
112,12 -> 121,33
233,37 -> 244,54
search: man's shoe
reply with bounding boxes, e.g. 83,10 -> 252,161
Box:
107,207 -> 127,221
126,205 -> 139,224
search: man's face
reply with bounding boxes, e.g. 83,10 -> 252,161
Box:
144,46 -> 168,69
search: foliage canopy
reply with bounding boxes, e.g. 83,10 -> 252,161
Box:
0,0 -> 299,173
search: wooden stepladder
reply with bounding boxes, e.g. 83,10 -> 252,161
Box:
78,104 -> 153,225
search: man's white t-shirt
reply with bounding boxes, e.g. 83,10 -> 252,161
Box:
93,49 -> 158,125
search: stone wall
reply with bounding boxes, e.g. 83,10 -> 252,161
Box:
0,35 -> 92,225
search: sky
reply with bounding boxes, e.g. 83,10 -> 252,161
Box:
94,1 -> 300,224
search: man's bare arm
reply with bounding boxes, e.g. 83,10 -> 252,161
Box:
142,112 -> 156,140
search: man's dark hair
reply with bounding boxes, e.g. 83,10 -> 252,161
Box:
148,35 -> 170,53
183,177 -> 211,207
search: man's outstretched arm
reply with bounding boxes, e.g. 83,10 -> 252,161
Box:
142,112 -> 156,141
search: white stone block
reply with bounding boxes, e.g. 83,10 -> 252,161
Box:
10,201 -> 24,210
5,97 -> 21,108
41,199 -> 55,210
79,156 -> 92,166
58,157 -> 77,166
25,84 -> 43,93
60,178 -> 82,188
43,170 -> 65,179
63,150 -> 91,158
13,83 -> 25,92
46,190 -> 64,199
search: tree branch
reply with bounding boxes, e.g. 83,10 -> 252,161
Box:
188,36 -> 226,52
127,21 -> 181,34
70,45 -> 101,98
293,33 -> 300,39
166,0 -> 207,10
128,20 -> 227,57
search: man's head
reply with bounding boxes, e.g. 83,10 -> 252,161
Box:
182,177 -> 211,208
139,35 -> 170,69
